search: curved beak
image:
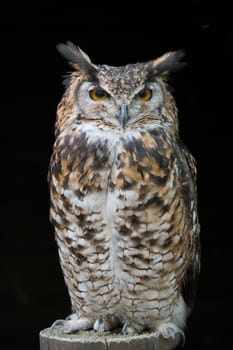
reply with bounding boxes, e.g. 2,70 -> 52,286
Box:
119,104 -> 128,128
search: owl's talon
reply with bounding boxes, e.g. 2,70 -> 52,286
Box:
168,327 -> 185,346
177,330 -> 185,347
122,321 -> 128,334
50,319 -> 65,330
122,321 -> 139,336
93,317 -> 105,332
158,323 -> 185,346
166,327 -> 176,340
50,314 -> 78,330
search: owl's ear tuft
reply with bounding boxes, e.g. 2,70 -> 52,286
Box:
151,50 -> 186,77
56,41 -> 98,77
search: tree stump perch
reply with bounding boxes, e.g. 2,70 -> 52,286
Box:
39,325 -> 178,350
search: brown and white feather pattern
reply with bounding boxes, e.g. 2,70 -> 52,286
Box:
48,42 -> 200,349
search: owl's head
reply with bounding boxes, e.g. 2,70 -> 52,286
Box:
57,42 -> 185,132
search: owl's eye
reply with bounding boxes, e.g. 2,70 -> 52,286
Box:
89,88 -> 109,101
135,88 -> 152,101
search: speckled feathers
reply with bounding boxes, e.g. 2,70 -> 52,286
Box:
48,42 -> 200,349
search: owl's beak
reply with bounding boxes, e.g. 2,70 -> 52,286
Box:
120,104 -> 128,128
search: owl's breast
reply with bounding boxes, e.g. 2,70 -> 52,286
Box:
105,129 -> 188,325
52,124 -> 176,204
50,124 -> 190,322
111,129 -> 172,188
107,128 -> 177,239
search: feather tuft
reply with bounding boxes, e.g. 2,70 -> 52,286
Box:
152,50 -> 186,76
56,41 -> 98,78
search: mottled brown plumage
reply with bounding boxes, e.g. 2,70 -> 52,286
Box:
48,42 -> 200,349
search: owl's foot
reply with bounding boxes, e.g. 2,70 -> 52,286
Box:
50,314 -> 74,329
94,315 -> 121,332
51,314 -> 121,334
62,318 -> 93,333
158,323 -> 185,346
122,321 -> 140,336
50,314 -> 93,334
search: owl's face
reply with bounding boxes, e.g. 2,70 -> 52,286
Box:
77,71 -> 164,128
57,42 -> 185,131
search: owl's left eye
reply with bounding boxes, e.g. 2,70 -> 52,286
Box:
89,88 -> 109,101
135,88 -> 152,101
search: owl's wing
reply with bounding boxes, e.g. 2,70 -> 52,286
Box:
178,140 -> 201,311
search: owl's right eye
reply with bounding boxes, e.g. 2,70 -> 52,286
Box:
89,88 -> 109,101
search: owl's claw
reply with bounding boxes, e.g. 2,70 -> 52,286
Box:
50,319 -> 65,330
93,317 -> 105,332
158,323 -> 185,346
50,313 -> 78,331
122,321 -> 139,336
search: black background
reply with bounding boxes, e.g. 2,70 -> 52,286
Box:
3,1 -> 233,349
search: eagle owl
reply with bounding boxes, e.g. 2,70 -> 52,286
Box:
48,42 -> 200,349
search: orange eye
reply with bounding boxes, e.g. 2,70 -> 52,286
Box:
89,88 -> 109,101
135,88 -> 152,101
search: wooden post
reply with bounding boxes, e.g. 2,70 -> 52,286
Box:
39,325 -> 178,349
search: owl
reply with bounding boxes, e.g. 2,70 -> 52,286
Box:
48,41 -> 200,349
